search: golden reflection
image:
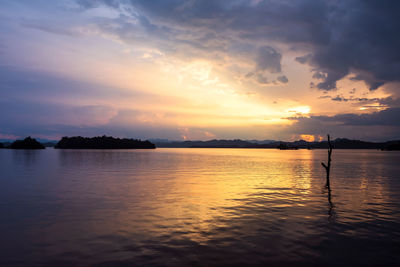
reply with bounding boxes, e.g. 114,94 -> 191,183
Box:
122,148 -> 316,244
53,149 -> 398,245
23,146 -> 397,263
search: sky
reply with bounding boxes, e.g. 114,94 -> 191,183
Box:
1,0 -> 400,141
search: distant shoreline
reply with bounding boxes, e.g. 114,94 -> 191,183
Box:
1,137 -> 399,150
153,139 -> 400,150
0,136 -> 155,150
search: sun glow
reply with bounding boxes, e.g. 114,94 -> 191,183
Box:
300,134 -> 323,142
288,106 -> 311,115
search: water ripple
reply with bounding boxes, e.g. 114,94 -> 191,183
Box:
0,148 -> 400,265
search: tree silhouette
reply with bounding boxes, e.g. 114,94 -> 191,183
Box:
10,137 -> 45,149
321,134 -> 333,188
55,136 -> 156,149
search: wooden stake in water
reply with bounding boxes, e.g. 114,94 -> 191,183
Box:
321,134 -> 333,188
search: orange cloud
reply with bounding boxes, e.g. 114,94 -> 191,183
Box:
300,134 -> 315,142
300,134 -> 324,142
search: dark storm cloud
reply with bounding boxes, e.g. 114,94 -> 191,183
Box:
75,0 -> 400,92
287,107 -> 400,141
318,108 -> 400,126
255,46 -> 282,73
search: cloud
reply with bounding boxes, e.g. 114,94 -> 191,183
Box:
2,0 -> 400,140
255,46 -> 282,73
0,65 -> 173,138
129,1 -> 400,91
331,96 -> 348,102
277,75 -> 288,84
256,73 -> 269,84
333,108 -> 400,126
253,73 -> 288,86
0,99 -> 117,128
76,0 -> 121,9
319,95 -> 400,109
295,54 -> 312,64
21,0 -> 399,93
178,127 -> 216,140
0,65 -> 139,103
0,133 -> 20,140
292,1 -> 400,91
288,107 -> 400,141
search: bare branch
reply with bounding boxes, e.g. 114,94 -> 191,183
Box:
321,134 -> 333,188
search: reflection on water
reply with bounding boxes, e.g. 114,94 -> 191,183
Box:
0,148 -> 400,266
326,186 -> 336,222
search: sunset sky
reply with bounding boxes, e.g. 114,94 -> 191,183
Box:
1,0 -> 399,141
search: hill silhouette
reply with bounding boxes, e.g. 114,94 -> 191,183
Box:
154,138 -> 400,150
382,142 -> 400,151
0,142 -> 4,149
10,137 -> 45,149
55,136 -> 156,149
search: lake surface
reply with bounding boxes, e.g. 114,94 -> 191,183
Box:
1,148 -> 400,266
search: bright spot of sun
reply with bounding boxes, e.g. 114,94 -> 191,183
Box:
288,106 -> 311,115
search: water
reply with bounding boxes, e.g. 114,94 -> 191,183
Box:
0,148 -> 399,266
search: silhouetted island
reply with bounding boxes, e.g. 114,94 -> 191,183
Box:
0,142 -> 4,149
55,136 -> 156,149
10,137 -> 45,149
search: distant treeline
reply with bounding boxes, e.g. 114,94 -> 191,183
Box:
55,136 -> 156,149
383,143 -> 400,151
154,138 -> 400,150
0,137 -> 46,149
1,137 -> 400,150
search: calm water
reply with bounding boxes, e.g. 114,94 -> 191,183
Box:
1,148 -> 400,266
